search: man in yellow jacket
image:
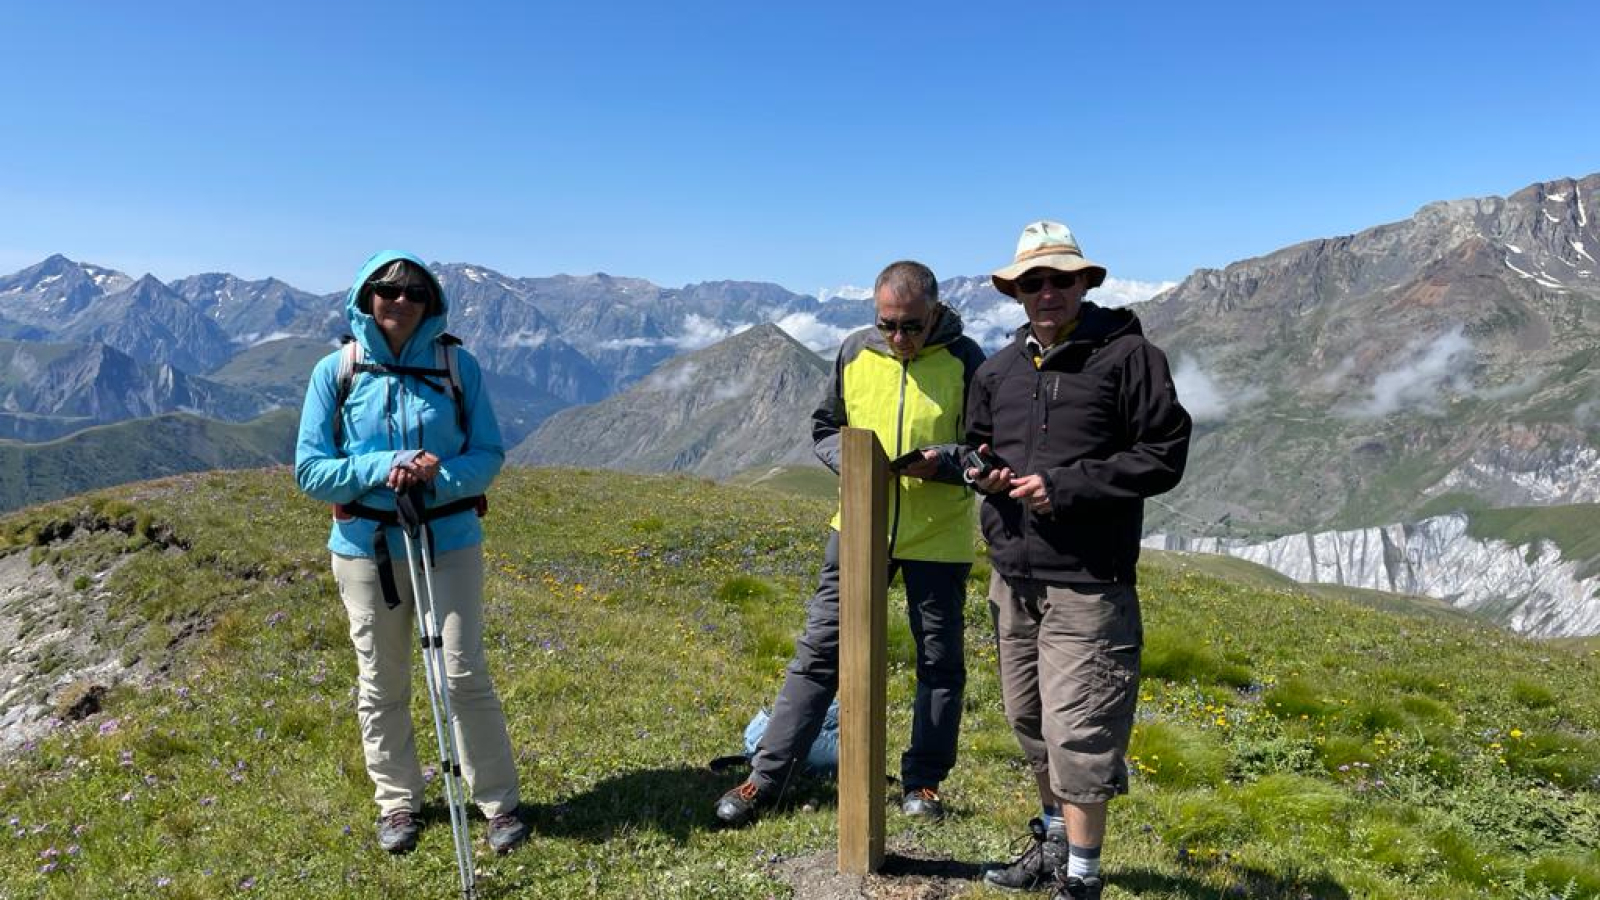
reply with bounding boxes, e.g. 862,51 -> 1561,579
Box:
716,260 -> 985,826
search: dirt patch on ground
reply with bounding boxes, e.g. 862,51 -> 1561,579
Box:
0,547 -> 147,760
772,846 -> 985,900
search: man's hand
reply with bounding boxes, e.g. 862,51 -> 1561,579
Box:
1008,473 -> 1053,515
901,448 -> 941,480
965,444 -> 1013,494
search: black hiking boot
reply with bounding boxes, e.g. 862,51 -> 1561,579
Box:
376,809 -> 420,854
901,786 -> 945,821
1053,874 -> 1104,900
487,807 -> 529,854
714,779 -> 775,828
983,817 -> 1067,890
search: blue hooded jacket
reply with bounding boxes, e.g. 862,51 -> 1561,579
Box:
295,250 -> 504,559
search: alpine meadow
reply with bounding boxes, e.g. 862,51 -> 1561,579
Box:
1,469 -> 1599,899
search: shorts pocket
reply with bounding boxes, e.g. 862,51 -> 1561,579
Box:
1086,642 -> 1140,726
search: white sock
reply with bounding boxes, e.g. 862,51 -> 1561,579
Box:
1066,844 -> 1101,880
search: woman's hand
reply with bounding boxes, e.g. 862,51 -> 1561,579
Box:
386,452 -> 442,491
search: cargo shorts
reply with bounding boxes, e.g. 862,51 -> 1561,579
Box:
989,572 -> 1142,804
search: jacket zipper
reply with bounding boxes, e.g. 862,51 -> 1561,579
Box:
887,358 -> 908,558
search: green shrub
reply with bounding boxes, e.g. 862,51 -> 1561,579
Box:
1319,734 -> 1380,773
1503,731 -> 1600,789
1399,693 -> 1456,726
1141,629 -> 1253,688
1526,854 -> 1600,897
1340,699 -> 1408,735
1128,720 -> 1228,788
1510,678 -> 1559,710
1262,677 -> 1338,721
1236,773 -> 1352,847
1356,807 -> 1433,873
1158,789 -> 1247,848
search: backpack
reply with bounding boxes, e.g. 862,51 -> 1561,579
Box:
332,333 -> 470,452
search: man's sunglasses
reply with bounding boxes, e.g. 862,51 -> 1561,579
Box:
876,318 -> 925,336
1015,271 -> 1080,294
370,283 -> 433,304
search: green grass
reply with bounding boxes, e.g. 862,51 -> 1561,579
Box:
1,468 -> 1599,898
1463,505 -> 1600,579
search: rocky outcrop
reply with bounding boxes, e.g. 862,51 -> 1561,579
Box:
1147,513 -> 1600,638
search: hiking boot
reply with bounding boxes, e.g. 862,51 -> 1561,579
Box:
714,779 -> 775,828
375,809 -> 420,854
984,818 -> 1067,890
1053,874 -> 1104,900
487,808 -> 529,854
901,786 -> 945,820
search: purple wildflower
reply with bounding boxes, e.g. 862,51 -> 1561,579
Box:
155,875 -> 172,887
98,719 -> 120,736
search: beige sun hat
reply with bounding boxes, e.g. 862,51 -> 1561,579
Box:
991,220 -> 1108,297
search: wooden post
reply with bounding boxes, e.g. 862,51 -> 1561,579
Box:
838,427 -> 888,874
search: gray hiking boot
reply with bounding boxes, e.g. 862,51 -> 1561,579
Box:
376,809 -> 420,854
901,786 -> 945,820
487,807 -> 529,854
1053,874 -> 1104,900
984,817 -> 1067,890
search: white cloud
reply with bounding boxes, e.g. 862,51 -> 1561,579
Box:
1093,276 -> 1179,309
1344,326 -> 1475,417
773,312 -> 853,352
672,314 -> 752,350
710,376 -> 755,402
645,361 -> 699,392
504,328 -> 551,349
817,285 -> 872,303
599,336 -> 673,349
1171,356 -> 1258,423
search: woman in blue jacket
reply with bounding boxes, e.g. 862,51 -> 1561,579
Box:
295,251 -> 526,855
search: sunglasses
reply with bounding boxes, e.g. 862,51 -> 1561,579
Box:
876,318 -> 926,337
370,283 -> 433,304
1014,271 -> 1080,294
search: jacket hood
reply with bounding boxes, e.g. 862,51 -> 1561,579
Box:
1010,301 -> 1141,350
862,303 -> 968,358
345,250 -> 449,364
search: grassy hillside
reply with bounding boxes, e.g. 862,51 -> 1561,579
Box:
0,410 -> 297,513
1,469 -> 1599,898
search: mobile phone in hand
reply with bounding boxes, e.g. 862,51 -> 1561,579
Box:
963,447 -> 1005,479
890,449 -> 927,471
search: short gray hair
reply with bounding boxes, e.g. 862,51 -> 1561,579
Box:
874,260 -> 938,307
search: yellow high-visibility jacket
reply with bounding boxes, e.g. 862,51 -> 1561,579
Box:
812,307 -> 986,562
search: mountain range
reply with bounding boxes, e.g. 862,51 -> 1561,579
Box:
512,323 -> 830,475
1139,173 -> 1599,537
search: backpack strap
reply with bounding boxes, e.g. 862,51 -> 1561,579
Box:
333,333 -> 471,454
333,336 -> 364,451
437,333 -> 471,451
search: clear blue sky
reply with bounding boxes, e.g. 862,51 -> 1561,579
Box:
2,1 -> 1595,296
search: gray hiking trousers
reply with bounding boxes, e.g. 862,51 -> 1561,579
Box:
751,531 -> 970,793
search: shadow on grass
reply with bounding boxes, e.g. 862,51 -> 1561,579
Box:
522,764 -> 842,844
1117,864 -> 1350,899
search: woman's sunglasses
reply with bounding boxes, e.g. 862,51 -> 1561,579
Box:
370,283 -> 433,304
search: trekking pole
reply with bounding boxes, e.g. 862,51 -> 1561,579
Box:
397,501 -> 477,899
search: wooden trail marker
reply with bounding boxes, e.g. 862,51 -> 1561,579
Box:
838,427 -> 888,874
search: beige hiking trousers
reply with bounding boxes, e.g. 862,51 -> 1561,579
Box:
332,544 -> 520,818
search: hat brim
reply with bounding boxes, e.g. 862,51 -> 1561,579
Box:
992,254 -> 1107,297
